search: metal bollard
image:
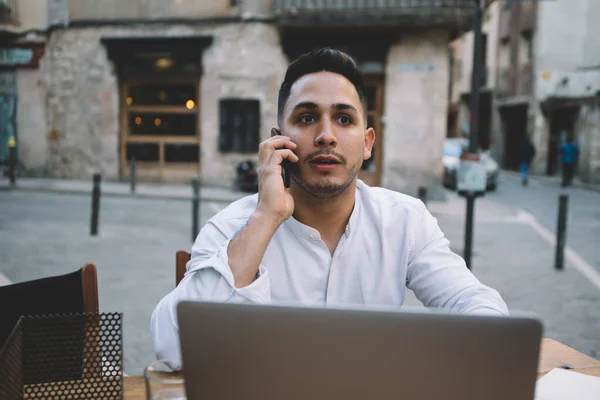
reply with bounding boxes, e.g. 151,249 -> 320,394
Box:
191,178 -> 201,243
555,194 -> 569,270
8,136 -> 16,187
418,186 -> 427,207
129,158 -> 136,194
90,174 -> 101,236
463,193 -> 476,270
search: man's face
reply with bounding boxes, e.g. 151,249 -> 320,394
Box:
280,71 -> 375,199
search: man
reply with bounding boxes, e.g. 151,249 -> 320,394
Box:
151,48 -> 508,369
518,136 -> 536,186
560,135 -> 579,187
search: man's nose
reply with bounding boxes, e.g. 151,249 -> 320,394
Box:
314,120 -> 337,147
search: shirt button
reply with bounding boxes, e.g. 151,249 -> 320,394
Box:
310,232 -> 317,239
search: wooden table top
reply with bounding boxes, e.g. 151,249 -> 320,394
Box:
121,338 -> 600,399
537,338 -> 600,378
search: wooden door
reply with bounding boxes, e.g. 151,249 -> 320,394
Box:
359,75 -> 384,187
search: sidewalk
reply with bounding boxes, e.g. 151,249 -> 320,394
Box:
428,192 -> 600,360
502,170 -> 600,193
0,271 -> 11,286
0,177 -> 249,203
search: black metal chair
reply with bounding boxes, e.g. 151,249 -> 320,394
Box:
0,264 -> 99,384
0,264 -> 99,348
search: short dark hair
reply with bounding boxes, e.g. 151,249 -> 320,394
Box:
277,48 -> 367,126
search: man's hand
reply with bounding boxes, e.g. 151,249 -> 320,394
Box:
256,135 -> 299,225
227,135 -> 299,288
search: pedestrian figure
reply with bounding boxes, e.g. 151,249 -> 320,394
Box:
518,136 -> 536,186
560,135 -> 579,187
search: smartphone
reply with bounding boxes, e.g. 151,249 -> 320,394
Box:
271,128 -> 291,188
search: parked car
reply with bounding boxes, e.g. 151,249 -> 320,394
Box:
235,160 -> 259,192
442,138 -> 499,191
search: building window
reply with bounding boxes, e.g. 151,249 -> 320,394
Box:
521,29 -> 534,64
104,36 -> 212,181
122,81 -> 200,166
219,99 -> 260,153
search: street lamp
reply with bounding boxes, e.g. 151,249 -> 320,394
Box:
461,0 -> 488,270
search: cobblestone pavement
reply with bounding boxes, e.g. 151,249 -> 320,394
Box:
1,177 -> 598,374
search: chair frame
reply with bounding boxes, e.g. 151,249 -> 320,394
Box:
176,250 -> 191,286
81,263 -> 99,314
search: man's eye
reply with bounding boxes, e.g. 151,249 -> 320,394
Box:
299,115 -> 315,124
337,116 -> 352,125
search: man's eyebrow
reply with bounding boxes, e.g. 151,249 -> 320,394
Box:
331,103 -> 358,113
291,101 -> 319,112
290,102 -> 359,115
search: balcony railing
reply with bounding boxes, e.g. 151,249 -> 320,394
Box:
68,0 -> 236,22
273,0 -> 477,29
496,64 -> 532,99
0,0 -> 18,24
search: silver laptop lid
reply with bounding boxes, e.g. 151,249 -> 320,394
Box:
178,301 -> 542,400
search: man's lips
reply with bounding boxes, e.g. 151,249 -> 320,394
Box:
310,163 -> 339,172
309,156 -> 342,164
308,156 -> 342,172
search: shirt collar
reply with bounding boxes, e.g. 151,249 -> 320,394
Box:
283,181 -> 363,241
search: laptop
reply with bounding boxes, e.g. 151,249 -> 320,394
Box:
177,301 -> 542,400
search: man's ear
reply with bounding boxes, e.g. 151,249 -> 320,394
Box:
364,127 -> 376,160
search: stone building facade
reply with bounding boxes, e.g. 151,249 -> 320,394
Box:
2,0 -> 476,196
450,0 -> 600,184
39,22 -> 288,184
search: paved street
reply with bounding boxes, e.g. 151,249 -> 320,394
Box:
488,171 -> 600,273
1,175 -> 599,375
424,181 -> 600,363
0,189 -> 234,374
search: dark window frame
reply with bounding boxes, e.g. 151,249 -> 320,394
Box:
219,99 -> 260,153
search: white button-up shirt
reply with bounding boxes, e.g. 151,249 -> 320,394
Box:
151,180 -> 508,369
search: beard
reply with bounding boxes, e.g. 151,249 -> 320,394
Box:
291,159 -> 362,199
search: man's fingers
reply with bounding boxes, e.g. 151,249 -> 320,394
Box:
265,150 -> 299,171
260,136 -> 297,152
259,137 -> 297,163
259,150 -> 299,177
271,149 -> 299,164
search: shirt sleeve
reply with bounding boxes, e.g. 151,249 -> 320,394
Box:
150,217 -> 271,370
406,203 -> 508,316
